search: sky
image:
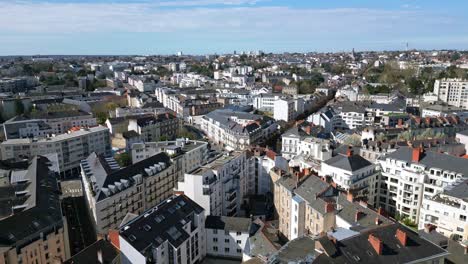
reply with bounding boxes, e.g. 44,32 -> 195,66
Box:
0,0 -> 467,55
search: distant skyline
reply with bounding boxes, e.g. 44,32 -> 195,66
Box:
1,0 -> 467,55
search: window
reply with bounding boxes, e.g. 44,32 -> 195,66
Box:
236,240 -> 241,244
225,239 -> 229,243
237,249 -> 242,253
213,229 -> 218,234
460,215 -> 467,221
225,248 -> 230,253
213,246 -> 218,252
225,230 -> 229,235
213,238 -> 218,242
236,232 -> 242,236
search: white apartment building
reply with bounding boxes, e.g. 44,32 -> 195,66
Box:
273,98 -> 295,122
434,78 -> 468,110
378,147 -> 467,222
253,94 -> 282,112
419,179 -> 468,242
0,126 -> 111,176
307,107 -> 342,133
248,148 -> 288,196
2,119 -> 53,140
320,148 -> 379,207
81,152 -> 177,234
119,195 -> 206,264
127,113 -> 180,142
201,109 -> 277,151
205,216 -> 251,259
177,152 -> 247,217
131,139 -> 209,182
33,110 -> 98,134
281,126 -> 332,161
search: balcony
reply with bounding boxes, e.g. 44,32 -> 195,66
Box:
227,192 -> 236,203
227,202 -> 237,211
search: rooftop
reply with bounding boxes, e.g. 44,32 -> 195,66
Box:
205,216 -> 252,233
119,195 -> 204,252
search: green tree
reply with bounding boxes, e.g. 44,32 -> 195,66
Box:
115,152 -> 131,167
407,77 -> 424,95
14,99 -> 25,115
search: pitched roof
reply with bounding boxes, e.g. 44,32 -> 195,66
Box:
324,153 -> 373,171
385,147 -> 468,176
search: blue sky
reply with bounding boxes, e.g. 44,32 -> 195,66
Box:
0,0 -> 467,55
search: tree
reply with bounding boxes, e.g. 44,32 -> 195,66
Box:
115,152 -> 131,167
95,112 -> 109,125
14,99 -> 24,115
407,77 -> 424,95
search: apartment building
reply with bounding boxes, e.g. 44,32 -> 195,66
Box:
201,109 -> 277,151
273,98 -> 296,122
314,224 -> 449,264
30,110 -> 97,134
0,156 -> 68,264
281,126 -> 332,161
0,126 -> 111,176
320,148 -> 379,207
205,216 -> 252,260
419,179 -> 468,242
81,152 -> 177,234
177,152 -> 247,217
434,78 -> 468,110
253,94 -> 282,112
127,113 -> 180,142
307,107 -> 342,133
1,118 -> 53,140
378,147 -> 468,222
119,195 -> 206,264
274,171 -> 390,240
131,139 -> 209,181
247,147 -> 288,196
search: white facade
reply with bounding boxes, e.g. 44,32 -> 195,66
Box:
419,179 -> 468,242
205,218 -> 250,259
177,152 -> 247,217
281,129 -> 332,161
378,147 -> 467,222
0,126 -> 111,173
320,152 -> 379,206
433,78 -> 468,109
274,98 -> 295,122
81,152 -> 177,234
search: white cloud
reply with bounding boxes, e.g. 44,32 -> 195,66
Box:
0,0 -> 466,53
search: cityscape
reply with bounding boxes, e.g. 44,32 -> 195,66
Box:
0,1 -> 468,264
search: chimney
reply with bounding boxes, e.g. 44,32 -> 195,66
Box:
396,229 -> 408,246
325,202 -> 334,213
97,249 -> 103,264
412,147 -> 423,163
355,211 -> 364,222
346,146 -> 354,157
368,234 -> 383,255
347,191 -> 354,202
303,167 -> 310,176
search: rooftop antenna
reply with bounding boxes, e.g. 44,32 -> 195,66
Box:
406,42 -> 409,52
